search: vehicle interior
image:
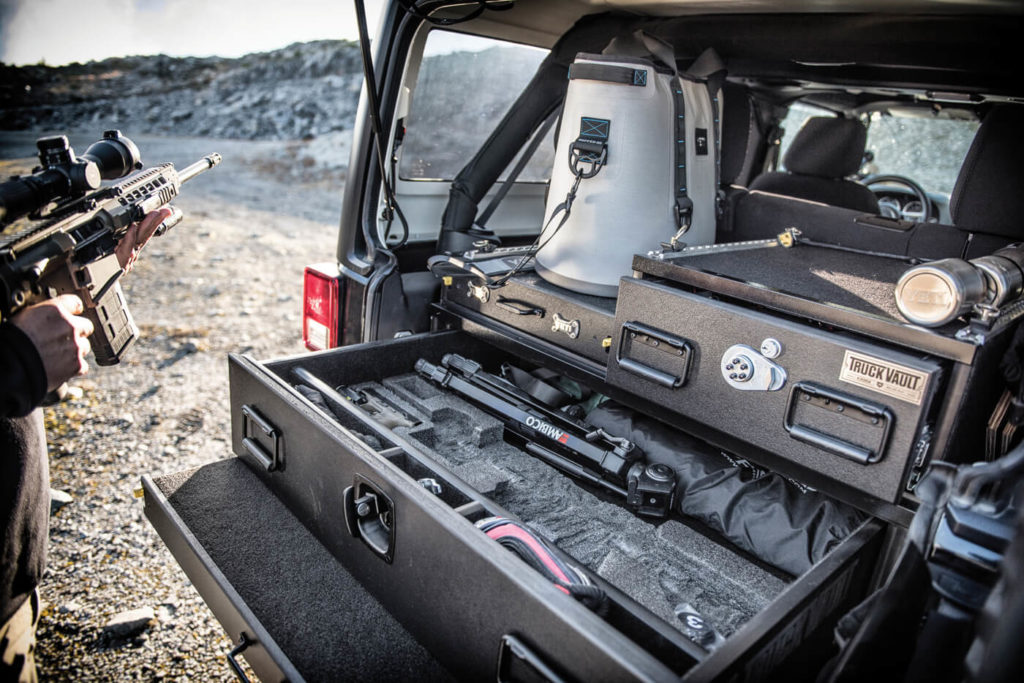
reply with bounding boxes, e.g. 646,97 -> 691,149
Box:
340,0 -> 1023,343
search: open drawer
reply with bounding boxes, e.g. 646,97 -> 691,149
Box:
142,459 -> 453,682
145,330 -> 885,681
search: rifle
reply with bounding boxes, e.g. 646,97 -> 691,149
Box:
0,131 -> 221,365
415,354 -> 678,518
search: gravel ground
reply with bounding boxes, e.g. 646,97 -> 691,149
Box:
2,130 -> 343,680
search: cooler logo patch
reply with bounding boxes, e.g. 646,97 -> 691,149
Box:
839,350 -> 927,405
580,117 -> 610,141
695,127 -> 709,155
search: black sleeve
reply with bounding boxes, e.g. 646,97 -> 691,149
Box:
0,322 -> 47,418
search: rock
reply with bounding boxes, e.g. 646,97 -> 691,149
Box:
58,600 -> 82,614
156,604 -> 177,621
50,488 -> 73,514
101,607 -> 157,640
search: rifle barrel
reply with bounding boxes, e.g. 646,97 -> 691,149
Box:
178,153 -> 222,184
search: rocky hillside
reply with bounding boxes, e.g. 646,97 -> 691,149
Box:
0,40 -> 364,140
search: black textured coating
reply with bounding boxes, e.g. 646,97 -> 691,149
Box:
445,272 -> 617,364
155,459 -> 453,683
608,278 -> 942,503
674,245 -> 910,321
727,190 -> 983,261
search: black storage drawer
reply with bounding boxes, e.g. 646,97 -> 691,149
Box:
199,329 -> 886,681
227,331 -> 686,682
608,278 -> 943,504
442,272 -> 617,364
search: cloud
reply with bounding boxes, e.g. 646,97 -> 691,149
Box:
0,0 -> 383,65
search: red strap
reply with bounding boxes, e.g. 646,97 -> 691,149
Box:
485,524 -> 572,585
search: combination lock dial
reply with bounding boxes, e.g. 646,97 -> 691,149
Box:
720,344 -> 787,391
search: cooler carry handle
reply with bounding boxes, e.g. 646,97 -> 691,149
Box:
603,29 -> 678,75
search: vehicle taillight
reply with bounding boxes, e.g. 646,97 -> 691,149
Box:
303,265 -> 341,351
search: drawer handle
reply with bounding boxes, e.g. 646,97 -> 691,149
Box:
497,634 -> 566,683
496,297 -> 545,317
241,404 -> 282,472
615,321 -> 691,388
784,382 -> 893,465
226,632 -> 253,682
616,357 -> 683,389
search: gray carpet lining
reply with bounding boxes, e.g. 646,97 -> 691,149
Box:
155,459 -> 453,682
367,373 -> 789,639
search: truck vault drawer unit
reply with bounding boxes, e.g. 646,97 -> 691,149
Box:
145,330 -> 883,682
628,239 -> 1014,508
141,232 -> 1016,681
135,5 -> 1024,677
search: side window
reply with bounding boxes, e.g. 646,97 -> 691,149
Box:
399,30 -> 552,182
777,102 -> 832,171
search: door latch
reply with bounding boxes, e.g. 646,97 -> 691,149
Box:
343,475 -> 395,563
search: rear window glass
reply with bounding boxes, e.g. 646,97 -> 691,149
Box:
399,30 -> 552,182
864,111 -> 978,197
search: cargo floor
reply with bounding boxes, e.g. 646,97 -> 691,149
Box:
350,373 -> 791,638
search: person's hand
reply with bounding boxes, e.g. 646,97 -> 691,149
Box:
10,295 -> 94,391
115,207 -> 173,272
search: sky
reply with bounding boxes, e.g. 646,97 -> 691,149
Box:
0,0 -> 385,66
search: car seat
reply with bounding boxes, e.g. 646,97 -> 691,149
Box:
950,104 -> 1024,247
748,116 -> 879,213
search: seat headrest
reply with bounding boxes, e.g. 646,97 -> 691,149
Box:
950,105 -> 1024,239
783,117 -> 868,179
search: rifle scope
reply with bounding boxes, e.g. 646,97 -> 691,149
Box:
0,130 -> 142,225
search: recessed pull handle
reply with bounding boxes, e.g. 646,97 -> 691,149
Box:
616,321 -> 692,388
496,297 -> 545,317
241,404 -> 282,471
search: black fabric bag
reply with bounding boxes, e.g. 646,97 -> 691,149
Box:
587,402 -> 866,575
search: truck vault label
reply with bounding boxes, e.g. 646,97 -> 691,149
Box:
839,350 -> 927,405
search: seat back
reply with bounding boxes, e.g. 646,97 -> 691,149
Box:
723,106 -> 1024,260
748,116 -> 879,213
950,105 -> 1024,242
